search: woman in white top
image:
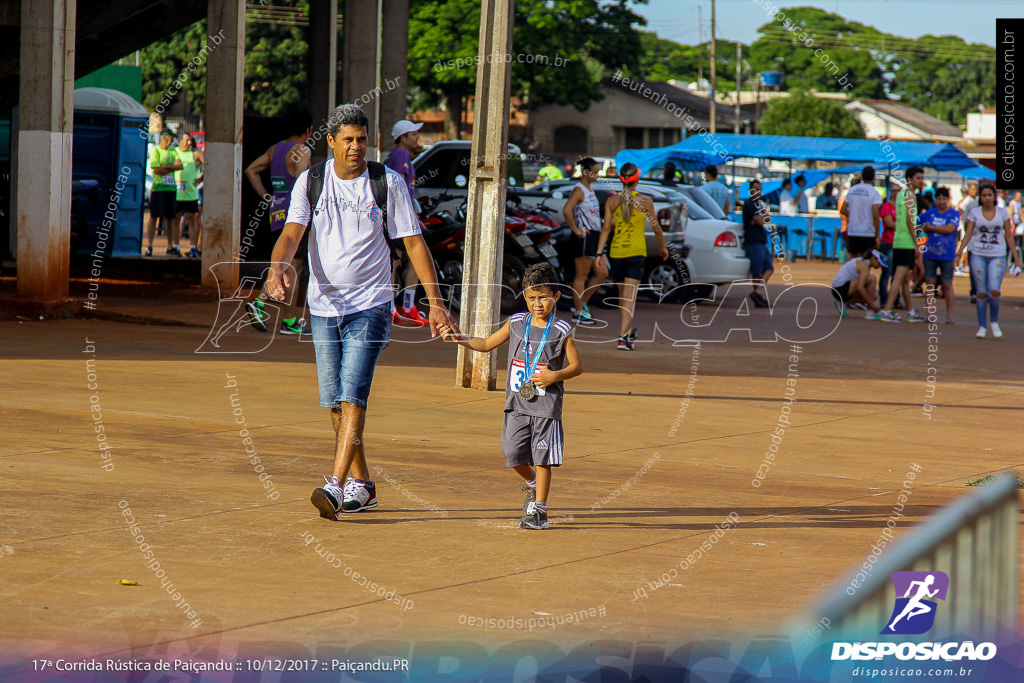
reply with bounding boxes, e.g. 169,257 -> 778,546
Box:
956,184 -> 1023,338
562,157 -> 608,325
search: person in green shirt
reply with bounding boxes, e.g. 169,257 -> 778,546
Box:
879,166 -> 926,323
146,129 -> 183,257
174,132 -> 204,258
537,158 -> 565,183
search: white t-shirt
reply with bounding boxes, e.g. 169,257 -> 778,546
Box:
572,183 -> 600,232
779,190 -> 797,216
966,206 -> 1010,258
844,183 -> 882,237
286,162 -> 421,316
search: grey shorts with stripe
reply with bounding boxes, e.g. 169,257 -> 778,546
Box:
502,412 -> 563,467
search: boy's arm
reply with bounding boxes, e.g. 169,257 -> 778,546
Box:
451,320 -> 511,353
530,334 -> 583,388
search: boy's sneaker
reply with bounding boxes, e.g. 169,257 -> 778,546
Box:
341,478 -> 378,512
990,322 -> 1003,338
976,326 -> 987,339
879,310 -> 902,323
310,475 -> 344,520
906,310 -> 926,323
519,504 -> 549,530
246,298 -> 268,332
280,317 -> 312,335
522,484 -> 536,514
617,335 -> 634,351
396,306 -> 430,326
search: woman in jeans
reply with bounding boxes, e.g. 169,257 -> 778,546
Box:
956,184 -> 1023,338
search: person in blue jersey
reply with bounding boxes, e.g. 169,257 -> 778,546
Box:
918,187 -> 959,324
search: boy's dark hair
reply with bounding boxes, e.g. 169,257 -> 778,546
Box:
935,186 -> 950,199
522,263 -> 560,293
782,178 -> 792,189
905,166 -> 924,181
861,165 -> 875,182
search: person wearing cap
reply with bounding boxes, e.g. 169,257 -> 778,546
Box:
385,119 -> 429,326
831,249 -> 886,319
145,129 -> 183,257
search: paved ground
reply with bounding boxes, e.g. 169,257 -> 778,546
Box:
1,262 -> 1022,663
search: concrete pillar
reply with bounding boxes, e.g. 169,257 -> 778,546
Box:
202,0 -> 244,289
379,0 -> 410,158
341,0 -> 380,160
16,0 -> 75,299
308,0 -> 337,164
455,0 -> 514,390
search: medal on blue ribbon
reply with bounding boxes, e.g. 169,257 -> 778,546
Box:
518,314 -> 553,401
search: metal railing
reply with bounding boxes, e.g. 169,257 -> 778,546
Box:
792,472 -> 1019,643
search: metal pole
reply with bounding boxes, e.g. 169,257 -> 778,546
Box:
734,43 -> 741,135
455,0 -> 515,390
709,0 -> 716,132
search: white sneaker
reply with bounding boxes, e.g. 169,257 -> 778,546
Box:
990,322 -> 1003,338
311,475 -> 345,520
976,326 -> 987,339
879,310 -> 902,323
906,309 -> 926,323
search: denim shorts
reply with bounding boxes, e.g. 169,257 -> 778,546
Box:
923,258 -> 954,283
745,242 -> 774,275
311,304 -> 392,409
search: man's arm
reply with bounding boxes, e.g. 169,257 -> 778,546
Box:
265,222 -> 308,300
403,233 -> 459,339
287,144 -> 311,177
872,204 -> 881,239
244,144 -> 276,200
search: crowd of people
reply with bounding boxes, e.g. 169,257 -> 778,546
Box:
144,128 -> 204,258
735,165 -> 1023,337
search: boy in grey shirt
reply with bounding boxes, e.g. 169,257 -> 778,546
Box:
444,263 -> 583,529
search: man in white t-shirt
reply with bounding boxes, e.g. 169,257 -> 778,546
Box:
840,165 -> 882,257
265,104 -> 459,520
779,178 -> 798,216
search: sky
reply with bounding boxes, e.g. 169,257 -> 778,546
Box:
634,0 -> 1015,47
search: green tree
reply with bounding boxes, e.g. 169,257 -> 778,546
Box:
747,6 -> 886,99
140,0 -> 311,120
758,92 -> 865,138
407,0 -> 646,139
887,36 -> 994,125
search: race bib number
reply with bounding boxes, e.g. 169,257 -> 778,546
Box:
510,358 -> 547,396
161,175 -> 176,186
271,176 -> 287,193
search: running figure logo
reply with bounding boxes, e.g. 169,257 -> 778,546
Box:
880,571 -> 949,635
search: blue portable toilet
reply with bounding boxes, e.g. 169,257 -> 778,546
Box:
73,87 -> 148,256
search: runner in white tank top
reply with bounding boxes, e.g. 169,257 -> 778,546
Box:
562,157 -> 609,325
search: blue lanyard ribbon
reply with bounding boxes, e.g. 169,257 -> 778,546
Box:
523,314 -> 554,380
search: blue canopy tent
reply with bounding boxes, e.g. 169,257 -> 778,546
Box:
738,165 -> 865,201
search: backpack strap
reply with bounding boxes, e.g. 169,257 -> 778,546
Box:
305,160 -> 328,228
366,160 -> 392,248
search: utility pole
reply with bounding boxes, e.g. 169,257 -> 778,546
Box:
734,42 -> 741,134
455,0 -> 515,390
697,5 -> 703,87
709,0 -> 716,132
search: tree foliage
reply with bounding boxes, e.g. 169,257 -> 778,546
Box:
758,92 -> 865,138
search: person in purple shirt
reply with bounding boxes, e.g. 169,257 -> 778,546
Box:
386,119 -> 428,326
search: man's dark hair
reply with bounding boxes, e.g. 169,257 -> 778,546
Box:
285,110 -> 313,137
795,175 -> 806,185
327,104 -> 369,137
905,166 -> 924,181
704,165 -> 719,179
522,263 -> 560,293
824,181 -> 834,195
935,186 -> 950,199
861,166 -> 875,182
782,178 -> 792,189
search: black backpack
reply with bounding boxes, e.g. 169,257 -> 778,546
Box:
306,159 -> 391,247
